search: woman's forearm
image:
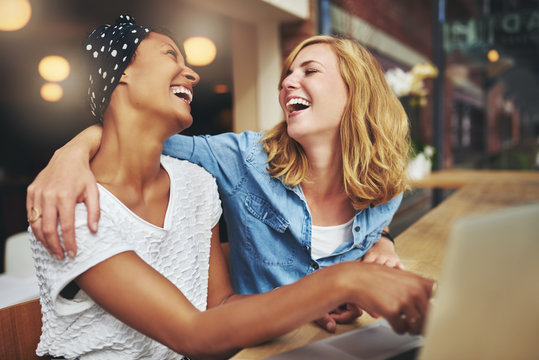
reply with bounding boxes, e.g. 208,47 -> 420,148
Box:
179,262 -> 432,359
76,250 -> 431,360
178,264 -> 352,359
77,251 -> 350,360
59,124 -> 103,160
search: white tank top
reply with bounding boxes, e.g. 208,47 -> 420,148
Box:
311,217 -> 355,260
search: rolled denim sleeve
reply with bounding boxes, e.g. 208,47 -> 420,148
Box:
372,193 -> 403,242
163,132 -> 258,196
163,134 -> 195,160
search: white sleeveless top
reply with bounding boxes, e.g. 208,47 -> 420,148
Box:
30,155 -> 222,360
311,217 -> 355,259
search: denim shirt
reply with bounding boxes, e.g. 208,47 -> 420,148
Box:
163,131 -> 402,294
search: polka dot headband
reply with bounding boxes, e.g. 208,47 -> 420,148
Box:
84,14 -> 151,121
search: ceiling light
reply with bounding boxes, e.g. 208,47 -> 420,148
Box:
38,55 -> 70,82
40,83 -> 63,102
183,36 -> 217,66
0,0 -> 32,31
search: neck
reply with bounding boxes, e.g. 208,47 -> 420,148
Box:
300,135 -> 357,225
300,134 -> 344,197
301,140 -> 356,225
91,110 -> 171,192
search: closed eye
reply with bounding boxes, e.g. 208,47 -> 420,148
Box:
166,49 -> 178,60
305,68 -> 318,75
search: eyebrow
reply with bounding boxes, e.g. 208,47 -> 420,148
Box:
298,60 -> 324,68
161,41 -> 180,52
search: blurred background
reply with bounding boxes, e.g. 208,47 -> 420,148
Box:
1,0 -> 538,271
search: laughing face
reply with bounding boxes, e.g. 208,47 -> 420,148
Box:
120,32 -> 199,133
278,43 -> 349,146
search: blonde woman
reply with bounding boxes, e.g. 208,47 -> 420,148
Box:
29,35 -> 414,332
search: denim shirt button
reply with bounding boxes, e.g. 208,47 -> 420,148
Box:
305,245 -> 310,251
311,262 -> 319,270
354,226 -> 361,232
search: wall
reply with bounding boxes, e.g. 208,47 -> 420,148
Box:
332,0 -> 433,57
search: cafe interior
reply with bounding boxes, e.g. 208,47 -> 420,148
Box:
1,0 -> 538,359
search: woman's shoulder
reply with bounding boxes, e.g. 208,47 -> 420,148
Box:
360,193 -> 403,217
73,186 -> 131,231
160,155 -> 217,188
161,154 -> 211,174
160,155 -> 221,226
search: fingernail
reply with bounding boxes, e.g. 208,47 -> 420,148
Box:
91,222 -> 98,232
68,251 -> 75,258
56,254 -> 62,261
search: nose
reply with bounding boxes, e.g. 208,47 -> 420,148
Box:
281,72 -> 299,90
184,66 -> 200,86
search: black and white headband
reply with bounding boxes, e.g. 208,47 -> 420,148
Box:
84,14 -> 150,121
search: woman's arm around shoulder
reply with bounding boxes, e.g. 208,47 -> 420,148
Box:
164,131 -> 263,195
27,125 -> 103,259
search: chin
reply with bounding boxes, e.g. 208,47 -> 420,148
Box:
177,115 -> 193,132
284,122 -> 303,142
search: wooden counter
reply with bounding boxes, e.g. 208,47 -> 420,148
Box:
232,170 -> 539,359
408,169 -> 539,189
398,175 -> 539,279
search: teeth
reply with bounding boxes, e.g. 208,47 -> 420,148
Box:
286,97 -> 311,112
171,86 -> 193,104
286,98 -> 311,107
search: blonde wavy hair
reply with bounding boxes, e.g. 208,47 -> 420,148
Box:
262,35 -> 411,210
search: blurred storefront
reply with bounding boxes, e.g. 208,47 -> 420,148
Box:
444,1 -> 539,170
309,0 -> 539,171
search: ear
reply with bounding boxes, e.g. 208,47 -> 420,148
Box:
118,72 -> 128,84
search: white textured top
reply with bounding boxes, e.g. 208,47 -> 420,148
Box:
30,155 -> 222,360
311,217 -> 355,260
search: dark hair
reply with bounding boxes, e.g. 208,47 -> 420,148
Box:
84,14 -> 150,121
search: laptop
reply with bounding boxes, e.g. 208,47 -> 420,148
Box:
268,202 -> 539,360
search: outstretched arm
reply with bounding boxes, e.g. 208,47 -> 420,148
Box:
27,125 -> 103,259
76,225 -> 434,359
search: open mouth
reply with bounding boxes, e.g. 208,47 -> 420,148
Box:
286,97 -> 311,114
171,85 -> 193,104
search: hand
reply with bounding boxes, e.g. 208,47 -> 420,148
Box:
314,303 -> 362,333
345,263 -> 434,335
26,128 -> 102,260
362,236 -> 405,270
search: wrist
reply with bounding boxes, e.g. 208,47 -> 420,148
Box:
381,230 -> 394,243
330,262 -> 366,304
